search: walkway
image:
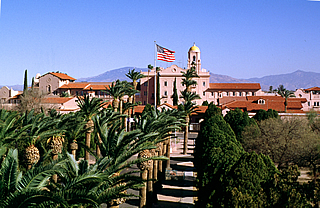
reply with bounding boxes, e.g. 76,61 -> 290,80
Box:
121,133 -> 197,208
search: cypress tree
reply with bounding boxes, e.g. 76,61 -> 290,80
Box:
172,77 -> 178,106
23,69 -> 28,95
31,77 -> 35,91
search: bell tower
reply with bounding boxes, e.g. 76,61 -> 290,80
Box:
187,43 -> 201,73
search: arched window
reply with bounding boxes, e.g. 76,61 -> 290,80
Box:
193,55 -> 196,62
47,85 -> 51,93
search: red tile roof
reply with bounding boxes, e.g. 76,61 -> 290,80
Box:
158,103 -> 178,109
102,101 -> 113,108
219,97 -> 247,105
49,72 -> 76,81
60,83 -> 90,89
134,105 -> 146,114
305,87 -> 320,91
192,106 -> 208,114
42,97 -> 74,104
84,84 -> 110,90
222,96 -> 306,113
208,83 -> 261,90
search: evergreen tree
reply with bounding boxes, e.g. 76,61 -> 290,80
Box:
31,77 -> 34,91
224,108 -> 257,143
23,69 -> 28,95
201,100 -> 209,106
172,77 -> 178,106
253,109 -> 279,122
195,103 -> 243,207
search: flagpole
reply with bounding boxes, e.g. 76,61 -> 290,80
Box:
154,41 -> 157,109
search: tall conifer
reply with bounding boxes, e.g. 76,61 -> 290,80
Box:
23,69 -> 28,95
172,77 -> 178,106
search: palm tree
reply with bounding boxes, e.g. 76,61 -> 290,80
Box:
180,91 -> 200,154
0,148 -> 65,207
181,65 -> 199,92
106,80 -> 128,112
277,85 -> 295,112
20,111 -> 61,169
76,94 -> 105,161
126,68 -> 145,105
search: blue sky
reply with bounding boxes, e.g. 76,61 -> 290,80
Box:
0,0 -> 319,85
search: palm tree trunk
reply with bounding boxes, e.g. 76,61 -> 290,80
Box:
285,98 -> 288,113
153,151 -> 158,182
52,154 -> 58,183
96,134 -> 102,158
85,119 -> 94,161
166,137 -> 171,169
113,99 -> 119,112
147,162 -> 153,207
140,170 -> 148,208
183,115 -> 190,154
70,141 -> 78,159
158,143 -> 163,177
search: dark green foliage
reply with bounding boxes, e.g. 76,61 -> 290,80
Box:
195,105 -> 313,207
201,100 -> 209,106
195,106 -> 243,207
31,77 -> 34,91
142,104 -> 154,117
224,108 -> 257,143
253,109 -> 279,122
267,109 -> 279,119
23,69 -> 28,95
225,152 -> 278,207
172,77 -> 178,106
203,102 -> 222,119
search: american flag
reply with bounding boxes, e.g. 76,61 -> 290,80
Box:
156,44 -> 175,62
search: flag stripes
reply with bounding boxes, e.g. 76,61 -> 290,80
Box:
156,44 -> 175,62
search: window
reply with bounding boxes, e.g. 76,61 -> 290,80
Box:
76,91 -> 78,96
144,101 -> 146,105
164,91 -> 168,96
246,92 -> 248,96
239,92 -> 242,96
144,91 -> 147,96
151,93 -> 154,98
164,81 -> 167,86
308,102 -> 310,106
226,92 -> 229,96
144,82 -> 148,86
211,92 -> 214,96
203,92 -> 205,96
203,82 -> 206,87
164,101 -> 167,103
252,92 -> 255,96
47,85 -> 51,93
258,99 -> 265,105
193,55 -> 196,62
233,92 -> 236,96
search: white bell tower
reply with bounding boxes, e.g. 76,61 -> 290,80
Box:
187,43 -> 201,73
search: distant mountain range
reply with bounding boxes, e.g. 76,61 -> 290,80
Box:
77,67 -> 319,91
3,68 -> 319,91
246,70 -> 320,90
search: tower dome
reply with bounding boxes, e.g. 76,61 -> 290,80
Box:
189,43 -> 200,52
